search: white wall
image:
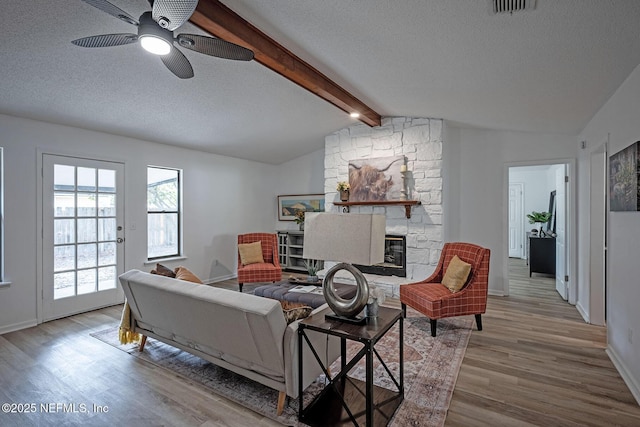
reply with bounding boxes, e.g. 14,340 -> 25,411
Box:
510,166 -> 557,235
578,63 -> 640,402
274,148 -> 325,232
444,127 -> 577,296
0,114 -> 281,333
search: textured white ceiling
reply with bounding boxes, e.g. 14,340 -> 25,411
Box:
2,0 -> 640,164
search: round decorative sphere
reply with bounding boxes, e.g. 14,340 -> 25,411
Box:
322,263 -> 369,318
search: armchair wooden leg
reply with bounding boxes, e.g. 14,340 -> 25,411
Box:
475,314 -> 483,331
430,319 -> 437,337
138,335 -> 147,352
239,283 -> 243,293
401,303 -> 407,318
276,391 -> 286,416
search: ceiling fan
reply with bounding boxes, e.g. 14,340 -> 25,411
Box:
71,0 -> 254,79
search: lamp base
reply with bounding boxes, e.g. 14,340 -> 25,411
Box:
325,312 -> 367,325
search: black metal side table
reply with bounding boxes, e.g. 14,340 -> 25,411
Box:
298,306 -> 403,427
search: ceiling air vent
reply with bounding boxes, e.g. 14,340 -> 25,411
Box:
492,0 -> 536,14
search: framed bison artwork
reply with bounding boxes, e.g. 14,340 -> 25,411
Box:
348,155 -> 406,201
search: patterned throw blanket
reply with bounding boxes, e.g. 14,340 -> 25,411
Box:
119,301 -> 141,345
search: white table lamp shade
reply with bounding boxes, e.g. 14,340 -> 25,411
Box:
302,213 -> 386,265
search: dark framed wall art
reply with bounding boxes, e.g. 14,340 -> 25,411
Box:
609,141 -> 640,211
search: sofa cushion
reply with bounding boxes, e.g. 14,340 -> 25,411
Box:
442,255 -> 472,292
238,241 -> 265,265
151,263 -> 176,278
174,266 -> 203,284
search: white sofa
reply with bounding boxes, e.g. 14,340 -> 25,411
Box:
119,269 -> 340,415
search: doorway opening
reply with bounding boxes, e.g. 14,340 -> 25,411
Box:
505,160 -> 576,304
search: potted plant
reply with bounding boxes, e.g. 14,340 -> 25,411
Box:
294,210 -> 305,231
303,259 -> 320,282
526,211 -> 552,234
336,181 -> 350,201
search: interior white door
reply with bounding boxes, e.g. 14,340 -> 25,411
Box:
555,165 -> 568,300
589,149 -> 606,325
508,183 -> 524,258
42,154 -> 125,321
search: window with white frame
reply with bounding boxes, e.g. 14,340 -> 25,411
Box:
147,166 -> 181,260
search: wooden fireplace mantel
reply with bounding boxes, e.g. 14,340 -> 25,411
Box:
334,200 -> 421,218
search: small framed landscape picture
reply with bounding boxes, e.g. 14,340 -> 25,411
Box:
277,194 -> 325,221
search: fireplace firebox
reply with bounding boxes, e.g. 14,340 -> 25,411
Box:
355,235 -> 406,277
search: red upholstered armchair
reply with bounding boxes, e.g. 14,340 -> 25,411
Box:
400,242 -> 490,337
237,233 -> 282,292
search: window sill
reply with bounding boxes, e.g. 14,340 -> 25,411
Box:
143,256 -> 187,266
0,281 -> 11,288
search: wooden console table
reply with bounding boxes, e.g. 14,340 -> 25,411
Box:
334,200 -> 421,218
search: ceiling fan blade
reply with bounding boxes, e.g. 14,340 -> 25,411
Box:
160,47 -> 194,79
152,0 -> 198,31
176,34 -> 254,61
80,0 -> 139,26
72,33 -> 138,48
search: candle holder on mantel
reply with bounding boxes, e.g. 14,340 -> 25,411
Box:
400,164 -> 408,200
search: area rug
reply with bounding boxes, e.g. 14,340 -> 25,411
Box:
91,308 -> 471,426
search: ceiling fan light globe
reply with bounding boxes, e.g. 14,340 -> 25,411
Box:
140,35 -> 171,55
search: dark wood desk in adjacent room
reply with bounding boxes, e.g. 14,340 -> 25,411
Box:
527,232 -> 556,277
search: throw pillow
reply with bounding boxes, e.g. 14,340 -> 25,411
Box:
442,255 -> 472,293
282,306 -> 313,324
280,300 -> 307,310
174,266 -> 203,284
150,263 -> 176,278
238,241 -> 265,265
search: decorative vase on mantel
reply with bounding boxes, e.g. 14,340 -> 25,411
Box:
340,189 -> 350,202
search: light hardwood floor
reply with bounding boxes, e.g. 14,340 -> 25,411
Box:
446,259 -> 640,426
0,262 -> 638,426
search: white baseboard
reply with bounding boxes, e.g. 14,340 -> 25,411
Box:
606,345 -> 640,405
575,301 -> 590,323
0,319 -> 38,335
488,289 -> 507,297
203,273 -> 237,285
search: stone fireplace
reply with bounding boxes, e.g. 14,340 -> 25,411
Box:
355,234 -> 406,277
322,117 -> 444,297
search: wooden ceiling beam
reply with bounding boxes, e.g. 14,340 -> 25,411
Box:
190,0 -> 382,127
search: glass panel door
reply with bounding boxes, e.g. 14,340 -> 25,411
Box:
43,155 -> 124,321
